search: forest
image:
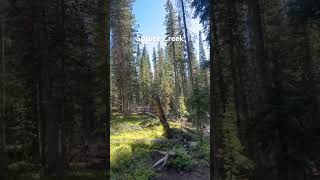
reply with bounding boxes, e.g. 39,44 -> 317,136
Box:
0,0 -> 320,180
210,0 -> 320,180
0,0 -> 109,179
110,0 -> 320,179
110,0 -> 210,179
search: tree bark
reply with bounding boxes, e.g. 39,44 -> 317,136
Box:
46,103 -> 59,175
211,1 -> 225,179
36,81 -> 45,166
302,22 -> 318,126
35,0 -> 50,175
116,7 -> 130,117
246,0 -> 269,103
56,0 -> 67,174
0,22 -> 7,180
227,0 -> 250,145
1,22 -> 5,149
33,0 -> 59,175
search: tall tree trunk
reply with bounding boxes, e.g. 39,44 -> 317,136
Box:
246,0 -> 269,103
1,22 -> 5,149
226,0 -> 242,135
46,103 -> 59,175
36,81 -> 45,167
116,10 -> 130,116
302,22 -> 318,125
0,122 -> 7,179
211,1 -> 225,178
99,0 -> 109,170
33,0 -> 57,175
57,0 -> 66,174
227,0 -> 250,144
180,0 -> 194,90
0,21 -> 7,180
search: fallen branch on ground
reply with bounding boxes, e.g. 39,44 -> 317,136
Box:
152,150 -> 175,170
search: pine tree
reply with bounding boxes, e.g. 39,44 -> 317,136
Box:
188,36 -> 198,77
177,0 -> 194,90
191,0 -> 210,40
139,45 -> 152,109
155,42 -> 165,88
165,0 -> 180,113
199,31 -> 208,70
177,15 -> 188,98
110,0 -> 135,116
152,47 -> 157,80
154,43 -> 173,113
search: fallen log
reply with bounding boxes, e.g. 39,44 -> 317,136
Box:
152,150 -> 175,156
152,150 -> 176,170
152,94 -> 172,138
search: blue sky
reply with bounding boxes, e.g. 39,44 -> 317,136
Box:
133,0 -> 209,63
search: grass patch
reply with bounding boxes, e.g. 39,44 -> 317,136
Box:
110,113 -> 209,179
110,144 -> 133,170
111,114 -> 160,179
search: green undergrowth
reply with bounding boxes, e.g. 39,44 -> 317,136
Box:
110,113 -> 210,180
111,114 -> 180,142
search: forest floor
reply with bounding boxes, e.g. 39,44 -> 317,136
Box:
111,113 -> 210,180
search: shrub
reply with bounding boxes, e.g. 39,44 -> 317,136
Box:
169,147 -> 193,171
133,168 -> 156,180
178,96 -> 188,118
110,144 -> 132,170
132,148 -> 152,164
